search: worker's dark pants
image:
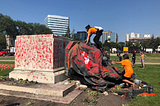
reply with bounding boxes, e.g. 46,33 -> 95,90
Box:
93,29 -> 103,49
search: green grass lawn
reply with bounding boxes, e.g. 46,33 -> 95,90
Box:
112,64 -> 160,106
0,61 -> 15,76
110,53 -> 160,63
0,54 -> 160,106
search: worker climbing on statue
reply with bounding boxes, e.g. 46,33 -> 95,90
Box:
85,25 -> 105,53
85,24 -> 108,62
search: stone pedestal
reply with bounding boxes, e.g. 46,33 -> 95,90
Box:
9,34 -> 70,84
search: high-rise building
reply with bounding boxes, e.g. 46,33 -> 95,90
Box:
44,15 -> 69,36
110,32 -> 118,43
76,31 -> 87,41
100,31 -> 111,44
100,31 -> 118,43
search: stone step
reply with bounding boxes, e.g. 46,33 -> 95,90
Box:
9,69 -> 67,84
0,82 -> 76,97
0,88 -> 82,104
0,82 -> 82,104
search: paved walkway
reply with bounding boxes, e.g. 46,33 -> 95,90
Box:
135,62 -> 160,65
0,60 -> 14,62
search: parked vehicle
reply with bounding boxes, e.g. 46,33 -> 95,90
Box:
155,45 -> 160,53
136,50 -> 141,53
146,48 -> 153,53
0,49 -> 9,57
9,47 -> 15,56
0,47 -> 15,57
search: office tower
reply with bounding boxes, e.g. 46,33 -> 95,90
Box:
100,31 -> 118,43
44,15 -> 69,36
76,31 -> 87,41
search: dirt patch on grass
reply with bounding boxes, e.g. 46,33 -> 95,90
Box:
0,76 -> 130,106
0,88 -> 130,106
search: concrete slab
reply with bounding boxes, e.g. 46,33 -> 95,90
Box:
0,89 -> 82,104
0,81 -> 83,104
0,82 -> 76,97
9,69 -> 67,84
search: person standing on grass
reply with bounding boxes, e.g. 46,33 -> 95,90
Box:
112,54 -> 135,89
140,52 -> 147,69
131,50 -> 136,68
117,50 -> 122,61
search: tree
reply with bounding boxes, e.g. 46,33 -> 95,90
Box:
155,37 -> 160,48
118,42 -> 125,50
125,41 -> 133,51
70,28 -> 75,38
15,21 -> 53,35
15,20 -> 28,35
0,13 -> 17,39
135,42 -> 140,50
103,40 -> 117,51
64,26 -> 70,38
32,23 -> 52,34
141,40 -> 149,51
118,42 -> 125,51
0,32 -> 6,51
149,35 -> 155,51
72,34 -> 81,41
0,13 -> 6,32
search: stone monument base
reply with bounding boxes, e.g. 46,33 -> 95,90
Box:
9,67 -> 67,84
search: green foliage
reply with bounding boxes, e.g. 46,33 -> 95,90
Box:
26,100 -> 36,106
15,21 -> 53,35
104,46 -> 109,51
155,37 -> 160,48
83,89 -> 102,105
118,42 -> 125,50
0,13 -> 53,48
103,40 -> 125,51
0,96 -> 4,103
125,41 -> 133,51
0,13 -> 17,39
63,26 -> 70,38
0,32 -> 6,51
72,34 -> 82,41
140,36 -> 160,51
149,35 -> 155,50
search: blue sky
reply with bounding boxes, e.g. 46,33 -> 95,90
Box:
1,0 -> 160,42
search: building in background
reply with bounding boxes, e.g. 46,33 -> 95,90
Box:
100,31 -> 111,44
126,32 -> 141,42
126,32 -> 160,43
129,36 -> 160,43
144,34 -> 151,37
75,31 -> 87,41
110,32 -> 118,43
100,31 -> 118,43
44,15 -> 69,36
5,35 -> 15,49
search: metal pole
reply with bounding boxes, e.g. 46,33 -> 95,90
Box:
108,34 -> 111,60
108,43 -> 110,59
